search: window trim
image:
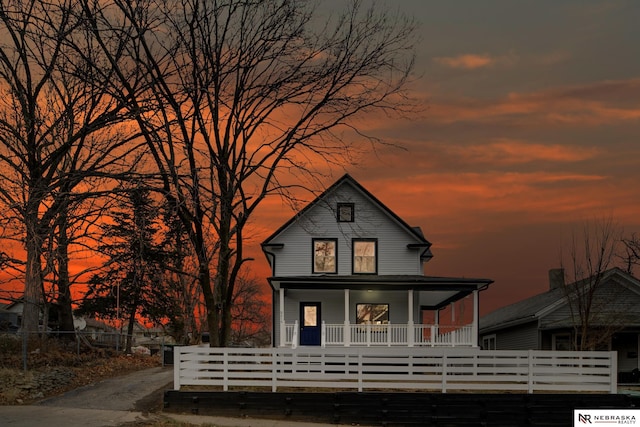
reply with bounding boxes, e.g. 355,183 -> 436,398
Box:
552,332 -> 572,351
355,303 -> 389,325
312,238 -> 338,274
482,334 -> 496,350
352,238 -> 378,274
337,203 -> 355,223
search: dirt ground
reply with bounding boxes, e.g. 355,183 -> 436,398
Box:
0,334 -> 161,406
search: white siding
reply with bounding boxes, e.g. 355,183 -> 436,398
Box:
268,182 -> 425,277
484,322 -> 539,350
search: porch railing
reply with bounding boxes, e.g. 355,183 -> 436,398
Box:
283,322 -> 474,347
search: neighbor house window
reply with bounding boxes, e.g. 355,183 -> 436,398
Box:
356,303 -> 389,324
313,239 -> 337,273
353,239 -> 377,274
552,333 -> 572,351
337,203 -> 354,222
482,335 -> 496,350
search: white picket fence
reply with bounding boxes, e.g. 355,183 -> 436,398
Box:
173,346 -> 618,394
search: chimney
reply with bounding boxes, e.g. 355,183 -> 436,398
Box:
548,268 -> 565,290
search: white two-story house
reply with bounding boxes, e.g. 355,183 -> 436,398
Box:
262,174 -> 493,348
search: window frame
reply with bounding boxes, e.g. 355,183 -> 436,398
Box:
482,334 -> 496,350
552,332 -> 572,351
337,203 -> 355,223
355,303 -> 390,325
312,238 -> 338,274
352,238 -> 378,274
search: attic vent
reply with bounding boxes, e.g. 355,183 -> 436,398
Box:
337,203 -> 354,222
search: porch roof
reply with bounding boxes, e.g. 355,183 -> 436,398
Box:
268,275 -> 492,309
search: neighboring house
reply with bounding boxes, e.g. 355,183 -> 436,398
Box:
479,267 -> 640,379
0,304 -> 20,333
262,174 -> 493,348
1,299 -> 24,333
131,322 -> 175,346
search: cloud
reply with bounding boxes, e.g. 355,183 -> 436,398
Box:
433,52 -> 517,70
532,50 -> 571,66
423,78 -> 640,127
434,54 -> 495,70
443,139 -> 600,165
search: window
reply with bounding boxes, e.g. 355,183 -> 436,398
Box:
552,333 -> 572,351
337,203 -> 354,222
482,335 -> 496,350
353,239 -> 377,274
303,305 -> 318,326
356,304 -> 389,324
313,239 -> 337,273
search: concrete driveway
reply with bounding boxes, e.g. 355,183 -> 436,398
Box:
0,366 -> 172,427
0,366 -> 347,427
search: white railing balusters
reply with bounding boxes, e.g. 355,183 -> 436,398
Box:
310,323 -> 473,347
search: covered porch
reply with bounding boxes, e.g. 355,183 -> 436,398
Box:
270,276 -> 492,349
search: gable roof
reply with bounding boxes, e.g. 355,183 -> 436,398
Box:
262,174 -> 432,259
480,267 -> 640,333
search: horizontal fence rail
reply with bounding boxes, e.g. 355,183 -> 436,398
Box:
174,346 -> 617,394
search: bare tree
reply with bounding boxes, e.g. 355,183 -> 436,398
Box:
81,0 -> 418,346
560,218 -> 626,350
229,274 -> 271,347
621,233 -> 640,275
0,0 -> 141,341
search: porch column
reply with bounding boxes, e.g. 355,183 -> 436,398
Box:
344,289 -> 350,346
279,288 -> 285,347
472,289 -> 479,347
434,309 -> 439,342
408,289 -> 414,347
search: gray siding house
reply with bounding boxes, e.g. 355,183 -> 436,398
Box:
479,267 -> 640,379
262,174 -> 492,348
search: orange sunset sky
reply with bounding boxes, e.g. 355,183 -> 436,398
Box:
249,0 -> 640,316
3,1 -> 639,321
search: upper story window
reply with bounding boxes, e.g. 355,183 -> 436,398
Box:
353,239 -> 377,274
313,239 -> 337,274
337,203 -> 354,222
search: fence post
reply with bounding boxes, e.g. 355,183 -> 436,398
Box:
321,321 -> 326,348
358,352 -> 363,392
272,349 -> 278,392
173,346 -> 181,391
610,351 -> 618,394
223,349 -> 229,392
527,349 -> 534,394
441,353 -> 447,393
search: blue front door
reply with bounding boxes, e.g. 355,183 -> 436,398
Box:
299,302 -> 321,346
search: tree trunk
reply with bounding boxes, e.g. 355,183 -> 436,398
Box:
56,206 -> 76,336
199,257 -> 218,347
125,307 -> 136,353
23,211 -> 44,343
